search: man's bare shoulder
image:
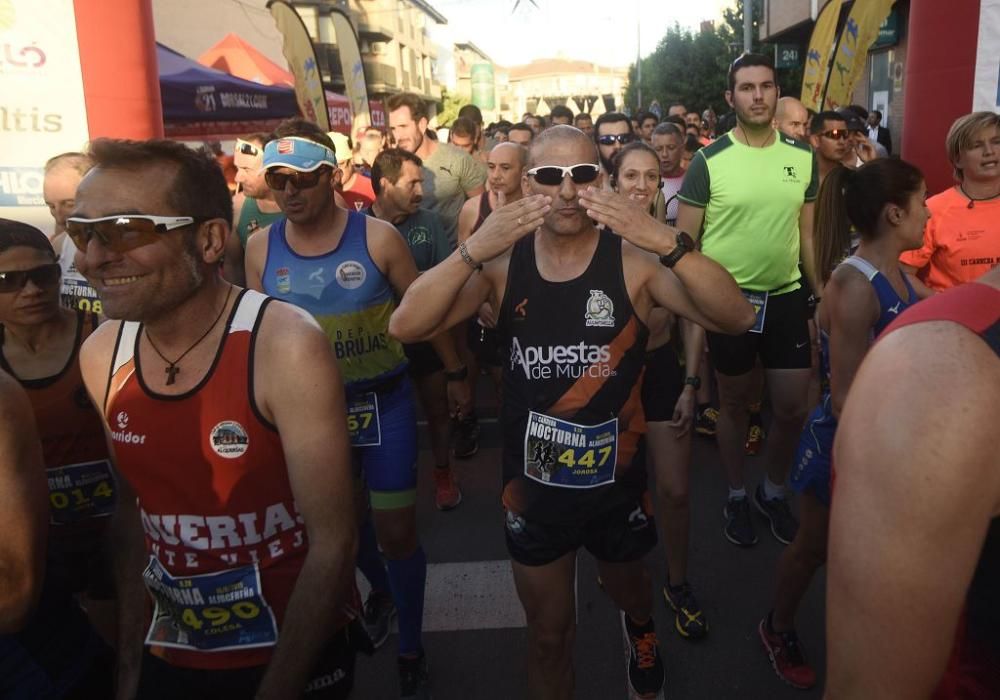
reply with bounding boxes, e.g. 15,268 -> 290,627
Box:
245,222 -> 273,256
460,193 -> 482,216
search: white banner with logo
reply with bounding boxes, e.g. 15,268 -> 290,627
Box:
0,0 -> 90,234
974,0 -> 1000,111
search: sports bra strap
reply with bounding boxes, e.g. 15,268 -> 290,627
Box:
841,255 -> 878,280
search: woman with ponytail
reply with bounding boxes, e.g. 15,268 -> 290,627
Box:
758,158 -> 928,689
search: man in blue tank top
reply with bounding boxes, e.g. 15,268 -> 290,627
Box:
390,126 -> 756,700
245,119 -> 433,700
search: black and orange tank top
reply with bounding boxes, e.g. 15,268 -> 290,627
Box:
105,289 -> 351,670
495,230 -> 649,523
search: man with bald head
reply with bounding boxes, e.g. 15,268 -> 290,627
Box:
455,141 -> 529,455
390,125 -> 755,700
774,97 -> 810,142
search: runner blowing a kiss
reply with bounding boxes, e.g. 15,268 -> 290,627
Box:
389,125 -> 754,700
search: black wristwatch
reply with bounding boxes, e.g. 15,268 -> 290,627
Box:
684,375 -> 701,390
660,231 -> 696,268
444,366 -> 468,381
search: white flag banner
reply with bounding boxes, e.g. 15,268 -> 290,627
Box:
0,0 -> 90,234
973,0 -> 1000,111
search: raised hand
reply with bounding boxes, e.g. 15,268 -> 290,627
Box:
578,187 -> 673,256
465,194 -> 551,265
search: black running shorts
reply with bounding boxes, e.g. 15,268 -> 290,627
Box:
707,285 -> 812,376
467,318 -> 504,368
403,341 -> 444,379
136,625 -> 357,699
640,343 -> 684,422
504,486 -> 657,567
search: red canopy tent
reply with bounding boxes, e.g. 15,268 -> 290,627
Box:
197,33 -> 354,135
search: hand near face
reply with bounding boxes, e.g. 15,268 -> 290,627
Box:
464,195 -> 551,264
577,187 -> 669,256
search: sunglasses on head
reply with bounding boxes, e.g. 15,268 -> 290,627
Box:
0,263 -> 61,293
264,167 -> 330,191
597,134 -> 635,146
822,129 -> 850,140
526,163 -> 601,186
237,141 -> 262,157
65,215 -> 198,253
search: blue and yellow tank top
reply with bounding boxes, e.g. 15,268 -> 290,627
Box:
261,212 -> 407,392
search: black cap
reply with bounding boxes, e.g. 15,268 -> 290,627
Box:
837,108 -> 866,132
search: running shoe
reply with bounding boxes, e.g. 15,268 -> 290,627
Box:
758,615 -> 816,689
695,406 -> 719,437
433,466 -> 462,511
362,590 -> 396,650
453,413 -> 480,459
663,582 -> 708,640
398,653 -> 431,700
723,496 -> 758,546
620,612 -> 665,699
745,423 -> 765,456
753,484 -> 798,545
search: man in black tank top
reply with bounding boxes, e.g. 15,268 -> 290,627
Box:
455,143 -> 529,454
825,267 -> 1000,699
391,126 -> 754,699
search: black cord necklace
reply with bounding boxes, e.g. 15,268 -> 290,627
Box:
144,286 -> 233,386
737,123 -> 774,148
959,183 -> 1000,209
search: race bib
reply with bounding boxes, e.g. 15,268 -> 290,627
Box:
524,412 -> 618,488
142,557 -> 278,652
742,290 -> 768,334
347,392 -> 381,446
47,459 -> 115,525
61,277 -> 101,314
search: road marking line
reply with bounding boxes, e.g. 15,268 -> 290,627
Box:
357,559 -> 527,632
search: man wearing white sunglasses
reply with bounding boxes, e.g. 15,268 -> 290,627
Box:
222,133 -> 285,286
391,125 -> 754,700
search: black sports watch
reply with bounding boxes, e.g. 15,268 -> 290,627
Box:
444,366 -> 468,381
659,231 -> 696,268
684,375 -> 701,390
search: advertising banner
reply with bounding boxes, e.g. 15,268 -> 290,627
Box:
800,0 -> 842,112
0,0 -> 90,233
973,0 -> 1000,111
824,0 -> 895,111
268,0 -> 330,131
329,8 -> 371,135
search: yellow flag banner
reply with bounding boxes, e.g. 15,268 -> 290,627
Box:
329,9 -> 371,135
824,0 -> 895,110
801,0 -> 843,112
268,0 -> 330,131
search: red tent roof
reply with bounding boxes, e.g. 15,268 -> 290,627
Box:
198,33 -> 294,87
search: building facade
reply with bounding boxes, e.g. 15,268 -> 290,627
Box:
500,58 -> 628,122
761,0 -> 909,154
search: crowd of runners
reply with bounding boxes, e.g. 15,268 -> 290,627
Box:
1,51 -> 998,700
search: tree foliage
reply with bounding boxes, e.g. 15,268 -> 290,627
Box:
625,0 -> 803,116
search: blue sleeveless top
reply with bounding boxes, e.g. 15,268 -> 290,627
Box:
261,212 -> 407,392
816,255 -> 918,417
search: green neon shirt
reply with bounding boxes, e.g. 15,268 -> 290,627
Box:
678,130 -> 818,293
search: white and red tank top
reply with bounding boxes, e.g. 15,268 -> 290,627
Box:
105,289 -> 348,670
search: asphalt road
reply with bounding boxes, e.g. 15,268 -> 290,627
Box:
354,382 -> 826,700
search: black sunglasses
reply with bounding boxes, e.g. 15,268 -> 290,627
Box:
822,129 -> 850,140
0,263 -> 61,293
597,134 -> 635,146
526,163 -> 601,186
264,167 -> 331,191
